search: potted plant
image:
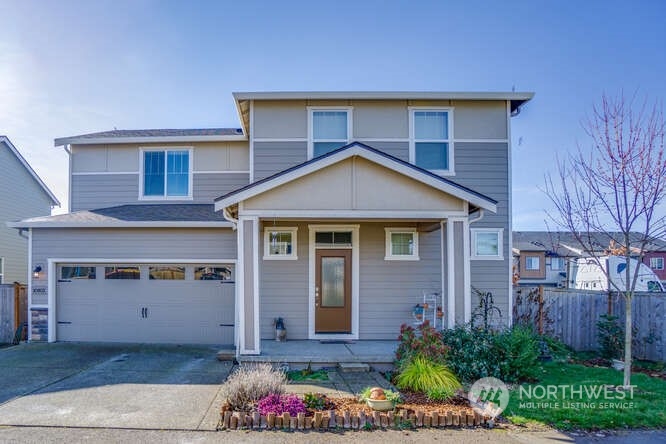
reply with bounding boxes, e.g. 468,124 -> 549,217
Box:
359,387 -> 401,411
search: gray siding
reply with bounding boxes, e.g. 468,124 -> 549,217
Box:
0,141 -> 54,284
364,141 -> 409,162
259,222 -> 442,340
253,142 -> 307,181
30,227 -> 237,306
455,142 -> 510,324
71,173 -> 249,211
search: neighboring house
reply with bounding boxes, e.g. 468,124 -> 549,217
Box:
512,231 -> 666,288
9,91 -> 533,352
0,136 -> 60,284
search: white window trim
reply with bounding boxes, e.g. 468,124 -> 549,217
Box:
307,106 -> 353,160
139,147 -> 194,200
525,256 -> 541,271
550,257 -> 565,271
0,256 -> 4,284
470,228 -> 504,260
384,228 -> 419,261
408,106 -> 455,176
650,257 -> 664,270
263,227 -> 298,260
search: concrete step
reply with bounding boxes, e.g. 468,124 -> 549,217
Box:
338,362 -> 370,372
216,347 -> 236,361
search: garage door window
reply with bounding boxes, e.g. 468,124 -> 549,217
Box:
61,266 -> 97,279
149,266 -> 185,280
195,266 -> 232,281
105,266 -> 140,280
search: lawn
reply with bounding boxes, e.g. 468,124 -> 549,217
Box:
504,361 -> 666,430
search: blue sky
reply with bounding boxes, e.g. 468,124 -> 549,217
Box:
1,0 -> 664,228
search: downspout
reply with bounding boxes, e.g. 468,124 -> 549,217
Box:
468,209 -> 485,224
18,228 -> 29,240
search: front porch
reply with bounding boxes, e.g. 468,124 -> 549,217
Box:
237,340 -> 398,370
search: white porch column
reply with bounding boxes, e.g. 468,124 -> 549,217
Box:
238,216 -> 260,355
444,218 -> 471,327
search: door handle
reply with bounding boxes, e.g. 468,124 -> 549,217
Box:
145,307 -> 148,318
141,307 -> 147,318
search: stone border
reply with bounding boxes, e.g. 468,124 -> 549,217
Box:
218,407 -> 488,431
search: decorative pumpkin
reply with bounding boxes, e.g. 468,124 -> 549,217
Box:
369,387 -> 386,400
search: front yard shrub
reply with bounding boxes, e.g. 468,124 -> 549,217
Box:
220,363 -> 286,411
494,326 -> 540,382
396,355 -> 460,399
396,322 -> 450,369
440,325 -> 541,383
303,392 -> 334,411
256,393 -> 306,417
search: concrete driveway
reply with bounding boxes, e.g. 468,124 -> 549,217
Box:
0,343 -> 233,430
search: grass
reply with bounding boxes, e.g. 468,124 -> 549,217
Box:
286,368 -> 329,382
504,361 -> 666,430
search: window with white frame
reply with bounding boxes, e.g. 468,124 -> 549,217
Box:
410,108 -> 453,173
550,257 -> 565,271
141,148 -> 192,199
308,108 -> 351,158
264,227 -> 298,260
471,228 -> 503,260
385,228 -> 419,261
650,257 -> 664,270
525,256 -> 540,270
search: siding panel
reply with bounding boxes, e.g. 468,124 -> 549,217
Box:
254,142 -> 307,181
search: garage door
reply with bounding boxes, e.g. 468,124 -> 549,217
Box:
55,263 -> 235,345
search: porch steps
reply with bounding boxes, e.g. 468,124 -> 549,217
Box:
337,362 -> 370,372
216,347 -> 236,361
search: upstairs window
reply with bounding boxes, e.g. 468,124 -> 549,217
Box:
410,108 -> 453,174
650,257 -> 664,270
525,256 -> 540,271
550,257 -> 565,271
141,148 -> 192,199
308,108 -> 351,158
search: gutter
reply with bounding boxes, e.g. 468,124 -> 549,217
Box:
222,207 -> 238,230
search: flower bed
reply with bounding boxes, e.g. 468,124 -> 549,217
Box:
218,395 -> 489,431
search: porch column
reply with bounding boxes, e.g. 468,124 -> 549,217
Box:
238,216 -> 260,355
444,218 -> 471,327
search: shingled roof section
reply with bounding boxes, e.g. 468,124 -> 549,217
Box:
513,231 -> 666,256
15,204 -> 228,225
54,128 -> 245,146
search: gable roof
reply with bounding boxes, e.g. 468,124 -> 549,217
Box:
54,128 -> 246,146
214,142 -> 497,212
0,136 -> 60,206
7,204 -> 231,228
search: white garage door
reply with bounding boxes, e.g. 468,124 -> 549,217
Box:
56,263 -> 235,345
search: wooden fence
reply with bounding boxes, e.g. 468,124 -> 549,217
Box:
0,283 -> 27,344
513,286 -> 666,362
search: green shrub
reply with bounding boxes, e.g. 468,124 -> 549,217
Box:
220,364 -> 286,411
495,326 -> 540,382
396,356 -> 460,397
597,314 -> 624,360
303,392 -> 334,410
440,325 -> 541,383
440,326 -> 499,382
396,322 -> 450,369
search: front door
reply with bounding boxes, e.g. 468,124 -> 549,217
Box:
315,249 -> 352,333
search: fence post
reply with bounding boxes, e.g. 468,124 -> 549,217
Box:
607,292 -> 612,315
13,282 -> 20,332
538,285 -> 544,335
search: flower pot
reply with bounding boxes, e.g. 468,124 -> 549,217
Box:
611,359 -> 624,371
366,399 -> 394,411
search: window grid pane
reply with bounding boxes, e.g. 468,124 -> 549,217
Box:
149,266 -> 185,280
415,142 -> 448,170
414,111 -> 448,139
166,151 -> 189,196
195,266 -> 232,281
526,257 -> 540,270
268,231 -> 293,255
313,141 -> 345,157
144,151 -> 165,196
313,111 -> 347,139
476,232 -> 499,256
105,266 -> 140,280
391,233 -> 414,256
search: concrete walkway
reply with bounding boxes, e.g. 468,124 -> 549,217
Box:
0,343 -> 233,430
286,370 -> 396,398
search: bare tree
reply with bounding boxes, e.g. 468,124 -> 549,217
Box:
545,93 -> 666,387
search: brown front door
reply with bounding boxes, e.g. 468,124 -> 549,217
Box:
315,249 -> 352,333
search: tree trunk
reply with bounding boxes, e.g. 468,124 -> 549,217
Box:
623,292 -> 632,388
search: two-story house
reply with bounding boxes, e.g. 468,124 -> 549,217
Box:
10,91 -> 532,353
1,136 -> 59,284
